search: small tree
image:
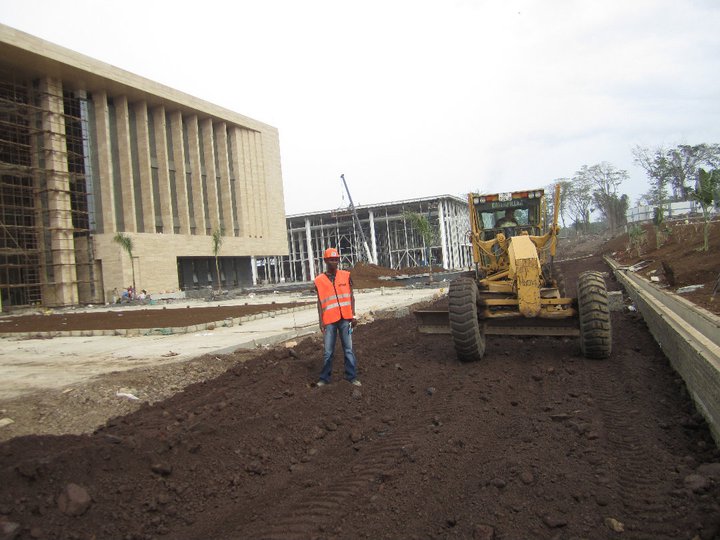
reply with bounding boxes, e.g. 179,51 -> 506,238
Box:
628,224 -> 647,257
652,206 -> 667,249
404,211 -> 438,281
113,233 -> 136,295
690,169 -> 719,251
211,227 -> 224,291
566,173 -> 594,234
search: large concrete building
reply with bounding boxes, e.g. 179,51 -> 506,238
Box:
0,25 -> 287,308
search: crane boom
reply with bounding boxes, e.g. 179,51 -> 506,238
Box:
340,174 -> 375,264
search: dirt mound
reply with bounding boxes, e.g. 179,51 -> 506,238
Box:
349,263 -> 445,289
350,262 -> 403,277
556,233 -> 612,261
601,220 -> 720,314
1,255 -> 718,539
347,263 -> 405,289
0,302 -> 308,334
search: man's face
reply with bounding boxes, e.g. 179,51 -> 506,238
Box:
325,258 -> 339,272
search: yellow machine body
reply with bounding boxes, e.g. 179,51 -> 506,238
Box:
415,184 -> 612,361
465,185 -> 574,321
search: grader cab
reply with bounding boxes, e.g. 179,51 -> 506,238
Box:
415,185 -> 611,361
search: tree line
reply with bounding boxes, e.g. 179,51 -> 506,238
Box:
546,143 -> 720,236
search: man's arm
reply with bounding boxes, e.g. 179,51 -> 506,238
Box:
314,285 -> 325,333
350,276 -> 357,327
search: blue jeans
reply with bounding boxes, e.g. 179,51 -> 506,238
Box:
319,319 -> 358,383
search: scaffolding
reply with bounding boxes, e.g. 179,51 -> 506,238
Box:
268,195 -> 472,284
0,70 -> 95,309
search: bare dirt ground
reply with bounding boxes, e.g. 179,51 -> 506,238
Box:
601,219 -> 720,315
0,303 -> 308,334
0,351 -> 263,442
1,253 -> 719,539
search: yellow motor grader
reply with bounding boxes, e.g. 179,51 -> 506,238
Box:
415,185 -> 611,360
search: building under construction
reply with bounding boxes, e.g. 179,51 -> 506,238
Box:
0,25 -> 287,309
255,195 -> 472,284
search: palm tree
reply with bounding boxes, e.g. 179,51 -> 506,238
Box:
403,211 -> 438,281
211,227 -> 224,292
113,233 -> 136,295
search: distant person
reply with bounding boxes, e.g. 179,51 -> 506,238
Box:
495,209 -> 518,228
314,248 -> 361,387
120,288 -> 130,302
138,289 -> 147,301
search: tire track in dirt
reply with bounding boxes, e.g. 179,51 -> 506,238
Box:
581,351 -> 687,539
236,397 -> 468,540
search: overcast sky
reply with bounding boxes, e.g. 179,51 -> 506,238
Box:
3,0 -> 720,214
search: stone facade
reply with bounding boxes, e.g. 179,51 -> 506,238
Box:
0,24 -> 287,307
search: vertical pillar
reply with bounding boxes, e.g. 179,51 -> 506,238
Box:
241,129 -> 258,236
151,105 -> 173,233
228,127 -> 250,236
39,77 -> 78,306
438,200 -> 449,270
169,111 -> 190,234
92,90 -> 116,233
385,210 -> 393,268
289,230 -> 297,282
253,131 -> 270,238
214,123 -> 235,235
133,101 -> 155,232
451,204 -> 461,268
201,118 -> 220,231
250,255 -> 258,285
114,96 -> 137,232
305,218 -> 315,278
186,115 -> 206,233
298,230 -> 307,281
368,210 -> 378,265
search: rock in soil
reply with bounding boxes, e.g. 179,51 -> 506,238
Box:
57,483 -> 92,516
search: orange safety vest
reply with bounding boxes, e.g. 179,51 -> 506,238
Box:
315,270 -> 354,325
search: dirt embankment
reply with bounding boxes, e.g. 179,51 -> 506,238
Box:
554,220 -> 719,315
349,263 -> 444,290
0,303 -> 309,334
0,255 -> 718,540
602,220 -> 720,314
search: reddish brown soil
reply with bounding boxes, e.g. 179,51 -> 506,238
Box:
601,220 -> 720,314
349,263 -> 405,289
349,263 -> 443,289
0,303 -> 309,334
1,255 -> 718,539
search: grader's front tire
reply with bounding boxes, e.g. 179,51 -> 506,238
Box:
449,278 -> 486,362
577,271 -> 612,359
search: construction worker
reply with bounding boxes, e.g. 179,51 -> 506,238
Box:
314,248 -> 361,387
495,208 -> 519,228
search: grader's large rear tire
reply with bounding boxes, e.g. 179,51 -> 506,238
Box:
449,278 -> 486,362
577,271 -> 612,359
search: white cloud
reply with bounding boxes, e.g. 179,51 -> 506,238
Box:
3,0 -> 719,212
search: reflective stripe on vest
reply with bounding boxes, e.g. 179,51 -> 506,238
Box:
314,270 -> 353,325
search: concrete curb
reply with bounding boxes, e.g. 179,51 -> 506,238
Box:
0,303 -> 316,340
605,256 -> 720,445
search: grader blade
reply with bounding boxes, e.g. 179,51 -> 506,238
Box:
414,310 -> 580,337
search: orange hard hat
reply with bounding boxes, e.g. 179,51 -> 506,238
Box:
323,248 -> 340,260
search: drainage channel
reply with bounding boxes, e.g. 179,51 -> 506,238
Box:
604,256 -> 720,445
